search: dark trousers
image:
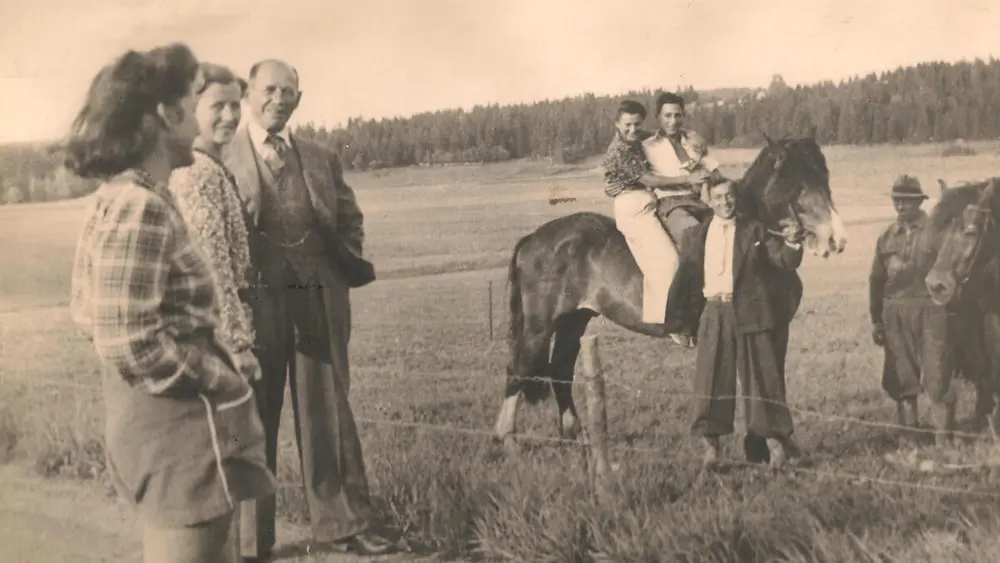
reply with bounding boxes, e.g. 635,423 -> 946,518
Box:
664,207 -> 702,245
240,271 -> 372,556
690,300 -> 794,439
881,300 -> 955,404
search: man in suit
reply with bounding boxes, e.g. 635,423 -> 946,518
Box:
672,178 -> 805,469
225,59 -> 392,559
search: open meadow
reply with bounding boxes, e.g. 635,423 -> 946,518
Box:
4,141 -> 1000,561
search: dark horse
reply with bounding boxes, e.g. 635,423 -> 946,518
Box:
926,178 -> 1000,437
494,135 -> 848,445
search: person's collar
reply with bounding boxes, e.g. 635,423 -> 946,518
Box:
711,214 -> 736,226
247,118 -> 292,151
654,128 -> 684,142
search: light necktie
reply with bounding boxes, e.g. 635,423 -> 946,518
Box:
717,220 -> 732,275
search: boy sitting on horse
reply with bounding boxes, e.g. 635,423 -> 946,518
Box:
643,93 -> 724,233
602,97 -> 715,343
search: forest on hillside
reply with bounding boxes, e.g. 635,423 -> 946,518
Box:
2,58 -> 999,204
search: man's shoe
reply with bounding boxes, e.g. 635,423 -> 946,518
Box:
743,433 -> 770,464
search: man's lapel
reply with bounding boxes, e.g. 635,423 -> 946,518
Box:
694,219 -> 711,266
224,128 -> 262,224
732,216 -> 755,280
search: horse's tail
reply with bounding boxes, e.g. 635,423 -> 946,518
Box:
506,233 -> 551,404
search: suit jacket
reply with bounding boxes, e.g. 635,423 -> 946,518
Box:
667,213 -> 804,334
224,127 -> 375,288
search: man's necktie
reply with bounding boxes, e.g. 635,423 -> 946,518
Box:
718,220 -> 732,275
264,133 -> 288,173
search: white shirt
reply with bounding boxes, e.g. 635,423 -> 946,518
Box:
703,215 -> 736,297
642,131 -> 721,179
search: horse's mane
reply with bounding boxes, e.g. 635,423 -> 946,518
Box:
929,181 -> 991,234
736,136 -> 830,216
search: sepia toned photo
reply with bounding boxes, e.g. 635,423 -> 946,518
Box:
1,0 -> 1000,561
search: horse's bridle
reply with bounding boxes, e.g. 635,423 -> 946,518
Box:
955,202 -> 995,286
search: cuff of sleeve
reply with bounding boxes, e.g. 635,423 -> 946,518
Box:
785,240 -> 802,250
145,346 -> 206,396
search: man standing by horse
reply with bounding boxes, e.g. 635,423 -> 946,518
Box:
671,178 -> 806,469
602,98 -> 712,342
226,59 -> 393,559
869,174 -> 956,444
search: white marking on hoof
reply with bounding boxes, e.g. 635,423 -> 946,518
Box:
502,435 -> 521,455
560,410 -> 582,441
494,393 -> 521,440
830,207 -> 848,252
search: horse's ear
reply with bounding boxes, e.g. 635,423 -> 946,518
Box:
937,179 -> 948,198
761,131 -> 774,146
808,125 -> 817,140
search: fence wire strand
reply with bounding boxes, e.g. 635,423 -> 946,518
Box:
4,369 -> 1000,501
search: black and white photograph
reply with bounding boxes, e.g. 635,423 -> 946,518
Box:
1,1 -> 999,561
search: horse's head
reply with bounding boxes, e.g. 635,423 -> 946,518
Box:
739,133 -> 847,257
926,178 -> 1000,306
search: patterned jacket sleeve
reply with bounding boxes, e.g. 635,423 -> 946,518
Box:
69,207 -> 97,339
89,190 -> 214,397
168,165 -> 254,354
602,141 -> 646,198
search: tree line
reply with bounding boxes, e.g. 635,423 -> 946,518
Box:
2,57 -> 999,204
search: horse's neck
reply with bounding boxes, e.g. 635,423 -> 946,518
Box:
737,154 -> 780,228
964,255 -> 1000,311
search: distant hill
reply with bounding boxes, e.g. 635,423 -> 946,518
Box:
2,58 -> 999,204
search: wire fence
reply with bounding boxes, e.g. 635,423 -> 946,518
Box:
3,356 -> 1000,502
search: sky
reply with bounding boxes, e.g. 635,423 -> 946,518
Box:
1,0 -> 998,143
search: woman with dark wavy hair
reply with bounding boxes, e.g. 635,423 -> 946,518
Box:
67,43 -> 276,563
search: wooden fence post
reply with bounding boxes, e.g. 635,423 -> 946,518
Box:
488,280 -> 494,341
580,335 -> 612,497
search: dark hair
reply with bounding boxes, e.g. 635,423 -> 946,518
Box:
195,62 -> 247,97
616,99 -> 647,120
655,92 -> 686,116
248,59 -> 300,87
63,43 -> 200,180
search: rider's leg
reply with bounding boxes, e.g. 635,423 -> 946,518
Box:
613,189 -> 679,325
664,207 -> 702,243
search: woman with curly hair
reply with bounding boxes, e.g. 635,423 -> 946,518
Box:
66,43 -> 275,562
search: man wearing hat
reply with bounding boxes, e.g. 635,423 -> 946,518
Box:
868,174 -> 956,443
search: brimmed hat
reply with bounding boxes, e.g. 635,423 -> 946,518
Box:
891,174 -> 928,199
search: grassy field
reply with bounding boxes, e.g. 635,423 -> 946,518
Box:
3,141 -> 1000,561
